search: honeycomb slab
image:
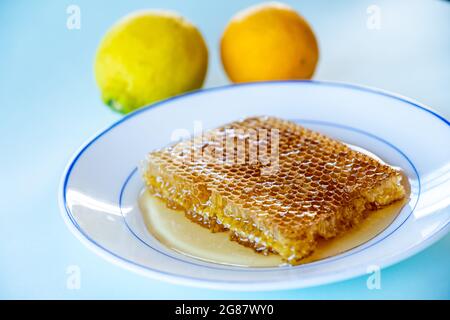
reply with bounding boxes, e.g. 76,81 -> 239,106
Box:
142,116 -> 406,265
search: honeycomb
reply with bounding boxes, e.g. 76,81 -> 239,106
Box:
142,116 -> 406,264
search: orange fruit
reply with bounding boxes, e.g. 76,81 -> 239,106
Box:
220,2 -> 319,83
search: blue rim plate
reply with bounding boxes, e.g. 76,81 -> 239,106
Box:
59,80 -> 450,290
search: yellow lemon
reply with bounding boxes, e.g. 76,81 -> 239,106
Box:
220,2 -> 319,83
94,11 -> 208,114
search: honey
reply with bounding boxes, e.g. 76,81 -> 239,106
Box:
142,116 -> 407,264
139,176 -> 409,267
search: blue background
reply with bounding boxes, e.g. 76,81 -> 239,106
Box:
0,0 -> 449,299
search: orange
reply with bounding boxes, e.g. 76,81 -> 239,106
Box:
220,2 -> 319,83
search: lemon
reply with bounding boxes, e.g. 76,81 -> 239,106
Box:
94,11 -> 208,114
220,2 -> 319,83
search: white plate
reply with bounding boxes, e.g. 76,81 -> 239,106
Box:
59,81 -> 450,291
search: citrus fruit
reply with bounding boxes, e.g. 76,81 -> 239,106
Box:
94,10 -> 208,114
220,2 -> 319,83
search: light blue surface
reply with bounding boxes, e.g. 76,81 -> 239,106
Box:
0,0 -> 449,299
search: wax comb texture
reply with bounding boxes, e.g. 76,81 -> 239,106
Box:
143,116 -> 405,264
